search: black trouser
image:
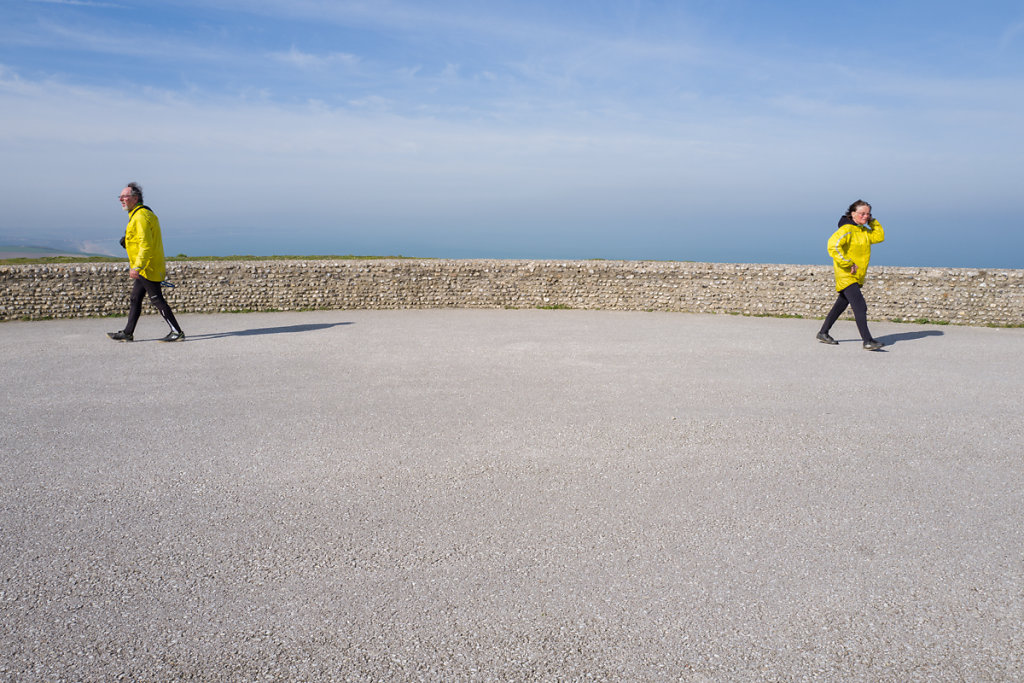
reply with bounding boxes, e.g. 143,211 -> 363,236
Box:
820,282 -> 873,342
124,276 -> 182,335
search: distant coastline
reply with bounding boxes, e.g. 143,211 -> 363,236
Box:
0,247 -> 108,260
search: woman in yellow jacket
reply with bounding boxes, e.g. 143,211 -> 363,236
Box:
817,200 -> 885,350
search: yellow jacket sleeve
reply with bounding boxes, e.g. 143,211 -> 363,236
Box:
827,227 -> 854,271
865,218 -> 885,244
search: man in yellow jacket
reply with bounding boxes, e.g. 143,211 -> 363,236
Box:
107,183 -> 185,342
817,200 -> 885,350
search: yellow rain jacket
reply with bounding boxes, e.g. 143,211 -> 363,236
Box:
827,217 -> 884,291
124,204 -> 166,282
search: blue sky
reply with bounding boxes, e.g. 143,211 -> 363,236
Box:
1,0 -> 1022,267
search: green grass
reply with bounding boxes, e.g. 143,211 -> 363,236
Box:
167,254 -> 419,262
0,256 -> 123,265
893,318 -> 951,326
746,312 -> 804,319
0,254 -> 419,265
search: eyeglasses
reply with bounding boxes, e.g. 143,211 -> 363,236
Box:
118,195 -> 134,201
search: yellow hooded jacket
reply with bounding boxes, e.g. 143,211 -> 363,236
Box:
827,217 -> 884,291
124,204 -> 166,282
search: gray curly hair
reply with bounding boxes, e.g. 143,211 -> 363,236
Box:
125,182 -> 144,204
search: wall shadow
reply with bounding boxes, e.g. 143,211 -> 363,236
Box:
187,322 -> 353,340
875,329 -> 944,346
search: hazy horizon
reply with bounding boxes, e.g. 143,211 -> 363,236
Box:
3,234 -> 1023,270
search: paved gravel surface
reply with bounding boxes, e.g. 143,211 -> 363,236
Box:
2,309 -> 1022,681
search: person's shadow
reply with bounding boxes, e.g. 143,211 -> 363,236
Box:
186,322 -> 353,341
874,329 -> 944,347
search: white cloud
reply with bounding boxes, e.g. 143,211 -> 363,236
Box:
998,21 -> 1024,49
27,0 -> 124,6
270,47 -> 361,70
3,63 -> 1020,237
16,18 -> 239,65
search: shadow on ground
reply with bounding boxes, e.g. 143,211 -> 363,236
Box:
876,329 -> 944,346
187,322 -> 353,340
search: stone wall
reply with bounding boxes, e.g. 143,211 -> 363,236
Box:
2,259 -> 1022,326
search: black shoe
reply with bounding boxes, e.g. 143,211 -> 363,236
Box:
107,330 -> 133,342
816,332 -> 838,345
159,330 -> 185,343
863,339 -> 884,351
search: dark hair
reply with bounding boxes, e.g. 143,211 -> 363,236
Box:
844,199 -> 870,218
125,182 -> 144,204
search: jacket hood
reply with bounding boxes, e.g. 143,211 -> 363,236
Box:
838,215 -> 858,228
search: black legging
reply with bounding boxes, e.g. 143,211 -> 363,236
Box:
124,276 -> 182,335
820,282 -> 873,342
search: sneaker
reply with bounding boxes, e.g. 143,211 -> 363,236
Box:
159,330 -> 186,343
863,340 -> 884,351
107,330 -> 133,342
816,332 -> 838,345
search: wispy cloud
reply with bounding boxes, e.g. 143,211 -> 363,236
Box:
3,63 -> 1019,215
10,19 -> 239,66
269,47 -> 361,70
28,0 -> 124,7
998,21 -> 1024,49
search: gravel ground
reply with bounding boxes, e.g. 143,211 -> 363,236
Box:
2,309 -> 1022,681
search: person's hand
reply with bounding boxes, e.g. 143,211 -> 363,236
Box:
851,263 -> 858,275
129,268 -> 140,280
